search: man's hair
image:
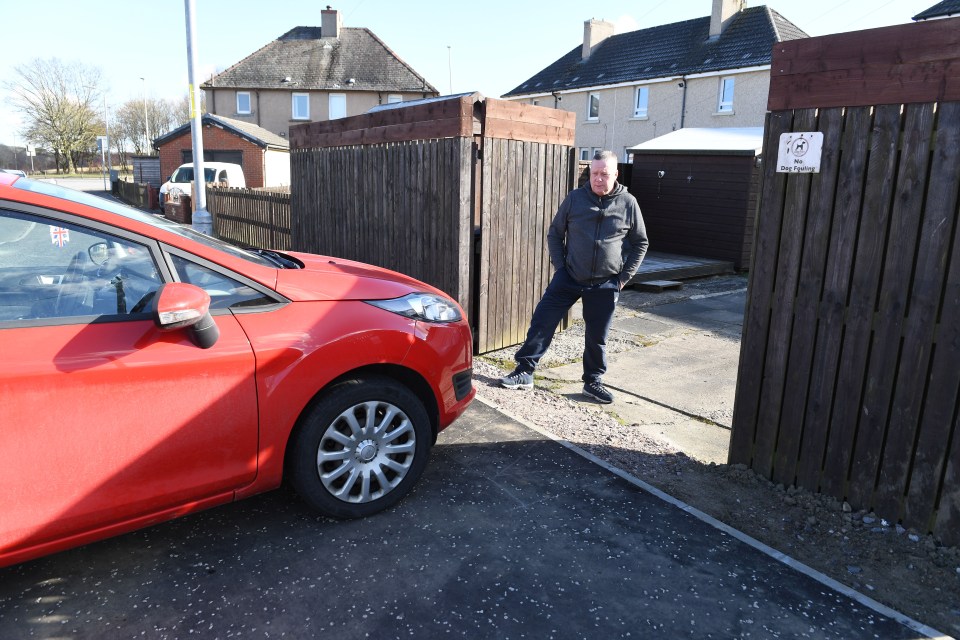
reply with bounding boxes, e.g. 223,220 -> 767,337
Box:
593,150 -> 618,163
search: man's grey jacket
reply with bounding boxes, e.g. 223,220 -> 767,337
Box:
548,182 -> 649,288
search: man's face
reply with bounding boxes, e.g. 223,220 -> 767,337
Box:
590,158 -> 618,196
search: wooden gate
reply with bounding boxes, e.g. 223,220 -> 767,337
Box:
729,18 -> 960,544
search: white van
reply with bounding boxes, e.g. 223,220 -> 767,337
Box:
159,162 -> 245,212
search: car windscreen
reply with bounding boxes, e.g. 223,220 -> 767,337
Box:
12,178 -> 276,268
172,167 -> 216,183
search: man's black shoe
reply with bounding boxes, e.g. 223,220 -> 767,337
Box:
582,380 -> 613,404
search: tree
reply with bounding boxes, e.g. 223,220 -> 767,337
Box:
5,58 -> 105,174
114,97 -> 184,157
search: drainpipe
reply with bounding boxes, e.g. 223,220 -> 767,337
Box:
679,76 -> 688,129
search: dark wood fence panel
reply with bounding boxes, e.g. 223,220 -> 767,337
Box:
290,138 -> 474,315
770,107 -> 844,487
730,16 -> 960,545
288,94 -> 576,355
476,139 -> 574,353
208,187 -> 292,251
794,106 -> 872,492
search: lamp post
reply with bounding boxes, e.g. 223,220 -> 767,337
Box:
140,77 -> 151,154
184,0 -> 211,235
447,46 -> 453,95
103,93 -> 113,188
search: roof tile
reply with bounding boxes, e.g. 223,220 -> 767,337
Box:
503,6 -> 807,97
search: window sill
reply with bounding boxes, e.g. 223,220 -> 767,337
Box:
630,115 -> 649,121
714,110 -> 735,116
584,119 -> 600,124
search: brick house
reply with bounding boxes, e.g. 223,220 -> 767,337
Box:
154,114 -> 290,189
501,0 -> 808,162
200,7 -> 437,140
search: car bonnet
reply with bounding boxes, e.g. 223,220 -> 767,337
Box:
274,252 -> 444,302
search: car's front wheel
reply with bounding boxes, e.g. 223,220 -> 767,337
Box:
288,376 -> 432,519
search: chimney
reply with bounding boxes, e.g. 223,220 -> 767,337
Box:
709,0 -> 746,39
582,19 -> 615,60
321,6 -> 342,38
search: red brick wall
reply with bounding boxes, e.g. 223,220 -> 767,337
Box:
158,124 -> 265,188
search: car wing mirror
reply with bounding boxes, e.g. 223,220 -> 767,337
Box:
89,242 -> 109,266
150,282 -> 219,349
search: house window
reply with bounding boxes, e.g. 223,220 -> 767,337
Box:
623,149 -> 634,164
236,91 -> 251,115
387,94 -> 403,104
532,99 -> 539,106
329,93 -> 346,120
580,148 -> 590,161
718,77 -> 735,113
633,87 -> 648,118
292,93 -> 310,120
587,92 -> 600,121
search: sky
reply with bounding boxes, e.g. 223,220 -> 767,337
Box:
0,0 -> 941,149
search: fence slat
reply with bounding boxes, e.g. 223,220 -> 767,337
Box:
772,107 -> 844,487
795,106 -> 873,491
729,111 -> 794,466
847,103 -> 936,509
750,108 -> 818,477
894,102 -> 960,531
818,104 -> 904,498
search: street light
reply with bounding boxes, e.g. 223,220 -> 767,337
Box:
140,77 -> 151,154
85,85 -> 109,190
102,93 -> 113,188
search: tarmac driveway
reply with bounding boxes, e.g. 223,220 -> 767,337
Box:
0,402 -> 925,639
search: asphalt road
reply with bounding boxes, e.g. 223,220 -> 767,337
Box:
0,401 -> 931,639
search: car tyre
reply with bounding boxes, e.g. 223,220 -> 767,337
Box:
289,376 -> 431,519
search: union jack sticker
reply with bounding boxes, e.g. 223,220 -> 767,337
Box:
49,226 -> 70,248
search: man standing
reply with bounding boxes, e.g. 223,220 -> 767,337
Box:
500,150 -> 648,404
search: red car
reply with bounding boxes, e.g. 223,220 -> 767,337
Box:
0,174 -> 474,567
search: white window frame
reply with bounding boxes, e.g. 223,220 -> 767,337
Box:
329,93 -> 346,120
579,148 -> 590,161
633,86 -> 649,118
236,91 -> 251,115
387,94 -> 403,104
587,92 -> 600,121
292,93 -> 310,120
623,149 -> 634,164
717,77 -> 735,113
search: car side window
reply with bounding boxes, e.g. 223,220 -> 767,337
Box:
170,254 -> 276,310
0,209 -> 162,322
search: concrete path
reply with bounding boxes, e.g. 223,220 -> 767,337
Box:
540,289 -> 747,464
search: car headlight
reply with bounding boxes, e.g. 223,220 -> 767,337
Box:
366,293 -> 462,323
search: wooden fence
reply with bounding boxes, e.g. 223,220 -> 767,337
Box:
115,179 -> 158,211
208,187 -> 291,251
478,138 -> 576,352
290,94 -> 576,352
729,18 -> 960,544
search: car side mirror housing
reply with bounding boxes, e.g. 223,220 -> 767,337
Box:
150,282 -> 220,349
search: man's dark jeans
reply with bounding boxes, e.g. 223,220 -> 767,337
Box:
514,267 -> 620,382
